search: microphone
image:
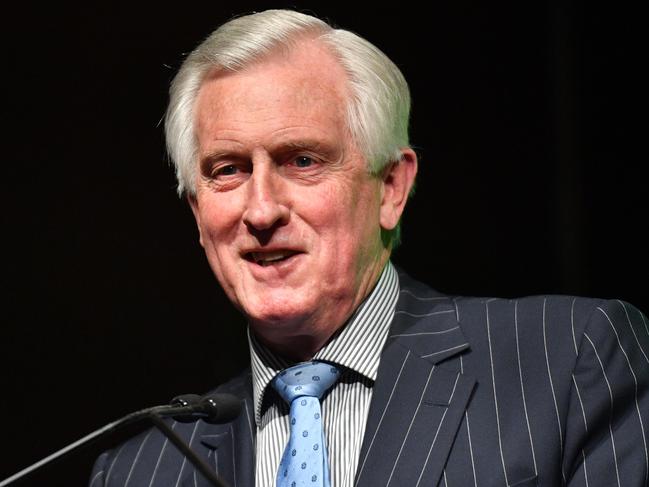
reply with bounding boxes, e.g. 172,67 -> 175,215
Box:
141,393 -> 241,425
0,393 -> 241,487
147,393 -> 241,487
171,393 -> 203,407
165,394 -> 242,424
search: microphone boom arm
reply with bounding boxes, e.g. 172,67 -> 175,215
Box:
0,398 -> 235,487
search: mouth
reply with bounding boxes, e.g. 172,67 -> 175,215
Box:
244,249 -> 302,267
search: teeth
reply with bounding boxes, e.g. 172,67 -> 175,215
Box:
251,251 -> 295,266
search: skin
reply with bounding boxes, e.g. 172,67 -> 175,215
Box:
189,39 -> 417,361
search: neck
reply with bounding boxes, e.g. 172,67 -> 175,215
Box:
256,333 -> 328,362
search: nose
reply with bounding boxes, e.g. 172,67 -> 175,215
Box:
242,162 -> 290,231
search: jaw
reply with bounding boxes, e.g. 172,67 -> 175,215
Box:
245,251 -> 391,361
242,248 -> 390,339
206,225 -> 391,356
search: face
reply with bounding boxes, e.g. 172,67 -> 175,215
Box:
190,41 -> 402,356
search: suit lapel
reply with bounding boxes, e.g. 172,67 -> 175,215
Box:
355,274 -> 476,487
181,380 -> 256,487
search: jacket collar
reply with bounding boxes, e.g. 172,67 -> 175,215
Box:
355,270 -> 475,487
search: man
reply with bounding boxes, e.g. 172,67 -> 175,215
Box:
90,9 -> 649,487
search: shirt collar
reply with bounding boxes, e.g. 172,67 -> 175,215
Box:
248,261 -> 400,426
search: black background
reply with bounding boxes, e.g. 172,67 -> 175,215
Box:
3,1 -> 647,485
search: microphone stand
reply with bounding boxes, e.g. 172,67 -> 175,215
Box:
149,413 -> 226,487
0,405 -> 230,487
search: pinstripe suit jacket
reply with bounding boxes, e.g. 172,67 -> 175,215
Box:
90,271 -> 649,487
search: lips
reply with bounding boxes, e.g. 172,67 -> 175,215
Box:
246,249 -> 301,266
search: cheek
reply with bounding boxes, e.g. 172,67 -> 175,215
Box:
197,194 -> 242,237
195,200 -> 244,270
195,201 -> 243,297
302,182 -> 381,252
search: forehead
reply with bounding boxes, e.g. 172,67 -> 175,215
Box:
194,40 -> 351,141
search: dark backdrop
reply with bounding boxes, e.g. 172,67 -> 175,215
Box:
3,2 -> 647,485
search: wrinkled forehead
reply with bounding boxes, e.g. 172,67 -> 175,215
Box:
190,44 -> 365,171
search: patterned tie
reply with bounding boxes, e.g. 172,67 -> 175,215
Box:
272,361 -> 340,487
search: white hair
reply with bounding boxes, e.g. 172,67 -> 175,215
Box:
165,9 -> 411,196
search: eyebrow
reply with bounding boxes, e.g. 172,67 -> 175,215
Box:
199,150 -> 242,167
200,138 -> 340,165
276,139 -> 340,159
282,140 -> 327,151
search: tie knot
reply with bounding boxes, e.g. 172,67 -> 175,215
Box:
272,361 -> 340,404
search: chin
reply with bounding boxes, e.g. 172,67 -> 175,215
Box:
242,292 -> 314,326
247,305 -> 310,327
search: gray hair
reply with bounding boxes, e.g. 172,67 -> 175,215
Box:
165,9 -> 412,196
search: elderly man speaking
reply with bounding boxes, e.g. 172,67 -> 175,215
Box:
90,9 -> 649,487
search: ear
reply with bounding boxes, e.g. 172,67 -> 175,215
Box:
187,194 -> 205,248
379,148 -> 418,232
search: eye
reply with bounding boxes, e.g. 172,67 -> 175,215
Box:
294,156 -> 314,168
200,158 -> 250,191
209,164 -> 239,179
211,164 -> 238,177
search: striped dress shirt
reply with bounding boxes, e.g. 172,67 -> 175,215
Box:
249,261 -> 399,487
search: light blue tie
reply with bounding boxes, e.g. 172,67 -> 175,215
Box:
272,361 -> 340,487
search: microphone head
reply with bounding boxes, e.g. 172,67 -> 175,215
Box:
169,394 -> 203,423
170,394 -> 202,407
200,394 -> 242,424
164,393 -> 242,424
